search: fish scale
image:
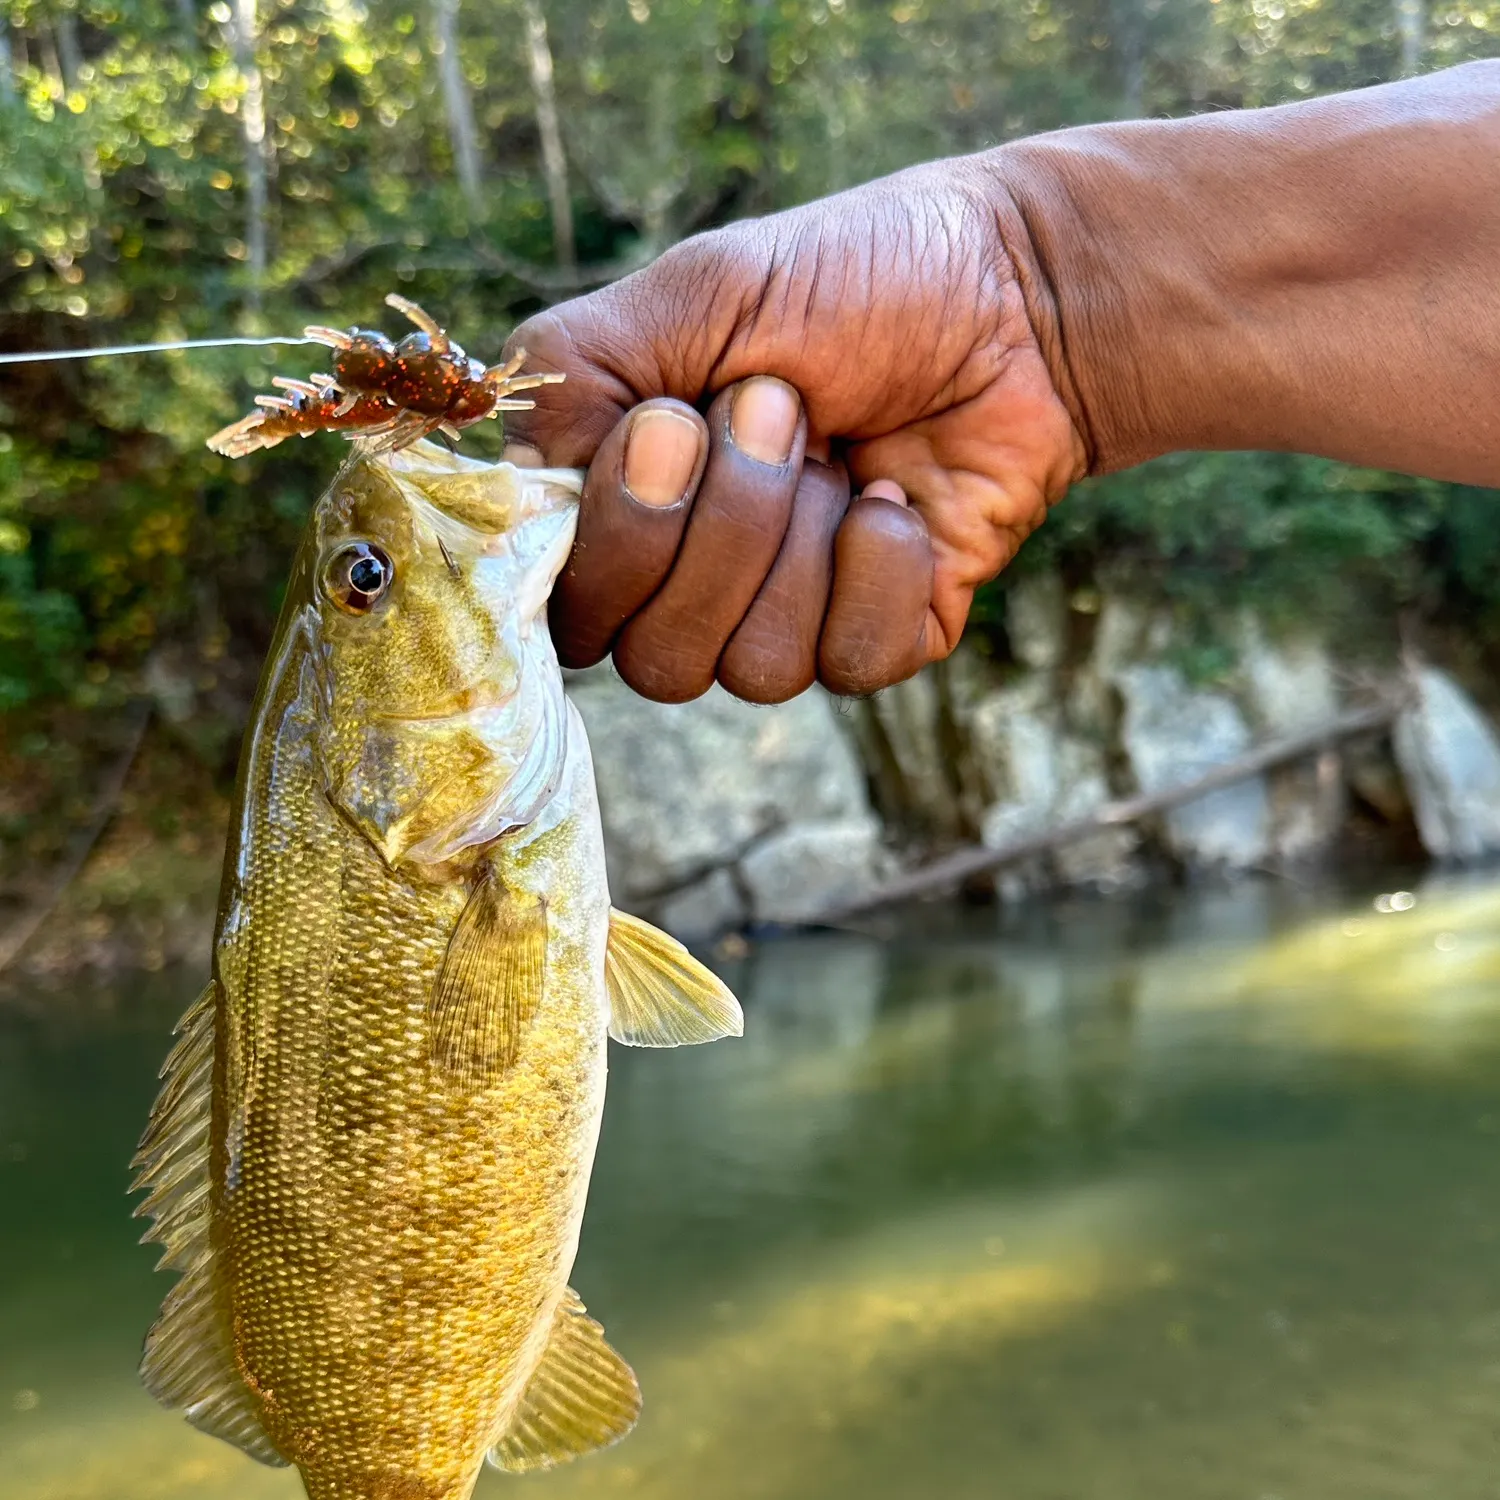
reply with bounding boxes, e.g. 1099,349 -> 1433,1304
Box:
132,441 -> 744,1500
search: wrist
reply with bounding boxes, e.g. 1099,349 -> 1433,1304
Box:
987,116 -> 1260,476
983,63 -> 1500,482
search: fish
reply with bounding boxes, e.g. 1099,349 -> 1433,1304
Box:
130,440 -> 743,1500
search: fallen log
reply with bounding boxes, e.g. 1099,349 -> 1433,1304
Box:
811,697 -> 1402,925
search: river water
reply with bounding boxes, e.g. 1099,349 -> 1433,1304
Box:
3,871 -> 1500,1499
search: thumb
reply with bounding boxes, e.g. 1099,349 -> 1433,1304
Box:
500,234 -> 759,467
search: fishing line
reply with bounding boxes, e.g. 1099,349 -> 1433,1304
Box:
0,335 -> 320,366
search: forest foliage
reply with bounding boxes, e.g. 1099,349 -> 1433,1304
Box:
1,0 -> 1499,749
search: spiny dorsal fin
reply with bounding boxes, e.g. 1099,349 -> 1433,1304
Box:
131,982 -> 285,1468
429,871 -> 547,1086
487,1287 -> 641,1474
131,981 -> 216,1273
606,908 -> 744,1047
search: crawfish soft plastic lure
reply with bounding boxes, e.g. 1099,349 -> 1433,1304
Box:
205,294 -> 564,458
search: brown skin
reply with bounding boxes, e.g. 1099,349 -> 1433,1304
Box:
504,61 -> 1500,706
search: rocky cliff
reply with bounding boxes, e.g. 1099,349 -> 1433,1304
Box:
576,574 -> 1500,940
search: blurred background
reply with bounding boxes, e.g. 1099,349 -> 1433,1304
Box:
5,6 -> 1500,1499
3,0 -> 1500,967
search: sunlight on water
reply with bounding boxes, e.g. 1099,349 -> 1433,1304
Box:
4,872 -> 1500,1499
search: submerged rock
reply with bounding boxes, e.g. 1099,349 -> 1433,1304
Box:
1115,663 -> 1272,870
1392,666 -> 1500,862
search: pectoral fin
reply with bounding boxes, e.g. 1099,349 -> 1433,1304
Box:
605,908 -> 744,1047
429,872 -> 547,1086
487,1288 -> 641,1474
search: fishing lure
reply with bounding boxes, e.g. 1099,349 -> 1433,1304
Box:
0,292 -> 562,460
206,294 -> 564,457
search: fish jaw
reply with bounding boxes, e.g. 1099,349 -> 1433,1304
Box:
314,451 -> 580,869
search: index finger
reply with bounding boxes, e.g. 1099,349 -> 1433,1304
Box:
500,308 -> 642,466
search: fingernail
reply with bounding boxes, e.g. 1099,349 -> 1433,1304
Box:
624,409 -> 702,507
860,479 -> 909,507
731,377 -> 800,466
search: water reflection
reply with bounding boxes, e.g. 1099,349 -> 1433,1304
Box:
3,873 -> 1500,1498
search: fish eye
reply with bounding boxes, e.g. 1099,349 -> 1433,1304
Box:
323,541 -> 394,614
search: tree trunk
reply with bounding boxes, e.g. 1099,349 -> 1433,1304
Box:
53,9 -> 103,189
38,23 -> 64,94
521,0 -> 574,272
0,28 -> 15,104
227,0 -> 270,304
55,8 -> 82,88
176,0 -> 198,40
1110,0 -> 1146,118
1395,0 -> 1424,75
430,0 -> 485,219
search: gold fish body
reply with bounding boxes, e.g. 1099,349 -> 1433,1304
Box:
132,444 -> 742,1500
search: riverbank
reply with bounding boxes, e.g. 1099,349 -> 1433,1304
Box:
3,581 -> 1500,991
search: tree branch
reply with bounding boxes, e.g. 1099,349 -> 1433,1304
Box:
809,698 -> 1404,925
287,240 -> 656,298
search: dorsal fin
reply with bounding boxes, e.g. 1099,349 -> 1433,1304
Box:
487,1288 -> 641,1474
130,981 -> 286,1469
606,909 -> 743,1047
429,871 -> 548,1087
131,982 -> 217,1274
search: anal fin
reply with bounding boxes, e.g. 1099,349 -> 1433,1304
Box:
429,870 -> 547,1086
606,908 -> 743,1047
487,1288 -> 641,1474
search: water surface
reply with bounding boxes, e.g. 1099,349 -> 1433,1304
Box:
4,873 -> 1500,1499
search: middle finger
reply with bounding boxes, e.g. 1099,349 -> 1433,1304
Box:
613,377 -> 807,703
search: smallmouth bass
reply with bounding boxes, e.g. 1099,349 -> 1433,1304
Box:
132,442 -> 742,1500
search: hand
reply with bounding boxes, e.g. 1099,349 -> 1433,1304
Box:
502,159 -> 1086,704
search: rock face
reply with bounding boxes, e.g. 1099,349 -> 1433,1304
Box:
1235,619 -> 1346,862
1004,570 -> 1069,674
739,816 -> 889,925
1392,665 -> 1500,862
566,668 -> 885,937
567,604 -> 1500,931
1237,620 -> 1339,734
1115,663 -> 1273,869
850,671 -> 962,840
969,677 -> 1138,891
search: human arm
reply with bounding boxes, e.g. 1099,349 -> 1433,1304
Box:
503,61 -> 1500,704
